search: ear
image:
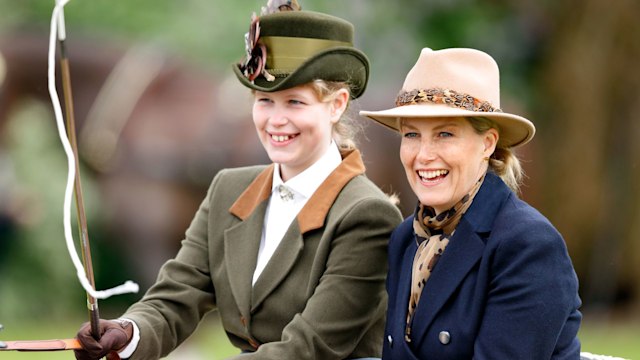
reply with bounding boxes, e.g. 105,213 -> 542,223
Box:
482,127 -> 499,157
329,88 -> 350,124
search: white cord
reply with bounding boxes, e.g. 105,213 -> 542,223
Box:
49,0 -> 139,299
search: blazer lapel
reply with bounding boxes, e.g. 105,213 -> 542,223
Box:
395,239 -> 419,340
226,165 -> 273,322
410,220 -> 485,344
296,149 -> 365,233
410,173 -> 508,344
251,223 -> 304,311
225,150 -> 366,315
224,202 -> 267,322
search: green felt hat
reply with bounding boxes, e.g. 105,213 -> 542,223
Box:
233,10 -> 370,98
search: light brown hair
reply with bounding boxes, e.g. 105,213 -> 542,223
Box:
467,117 -> 524,194
308,80 -> 362,151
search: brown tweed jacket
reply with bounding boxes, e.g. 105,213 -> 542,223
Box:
123,150 -> 403,359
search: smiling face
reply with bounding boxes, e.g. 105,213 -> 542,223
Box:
253,84 -> 348,181
399,117 -> 498,214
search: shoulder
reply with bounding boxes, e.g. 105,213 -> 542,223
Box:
205,165 -> 268,202
492,194 -> 562,248
326,173 -> 400,209
469,173 -> 564,249
472,190 -> 569,272
213,165 -> 268,182
464,174 -> 574,273
341,173 -> 385,194
324,174 -> 403,228
337,174 -> 402,214
487,194 -> 578,287
209,165 -> 267,188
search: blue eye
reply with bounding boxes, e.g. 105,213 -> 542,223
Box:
439,131 -> 453,138
403,132 -> 419,138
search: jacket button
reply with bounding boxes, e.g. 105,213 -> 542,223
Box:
438,331 -> 451,345
387,335 -> 393,348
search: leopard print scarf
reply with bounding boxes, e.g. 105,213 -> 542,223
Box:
405,174 -> 485,343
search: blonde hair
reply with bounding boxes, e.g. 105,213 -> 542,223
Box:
307,80 -> 362,151
467,117 -> 524,194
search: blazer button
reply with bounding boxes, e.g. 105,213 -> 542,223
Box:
387,335 -> 393,348
438,331 -> 451,345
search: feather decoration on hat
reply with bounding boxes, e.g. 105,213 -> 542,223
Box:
241,0 -> 302,83
241,13 -> 272,82
261,0 -> 301,15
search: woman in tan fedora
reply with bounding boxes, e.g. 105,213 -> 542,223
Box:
73,2 -> 402,359
361,47 -> 582,359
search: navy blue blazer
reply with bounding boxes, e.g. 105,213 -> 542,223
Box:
383,172 -> 582,359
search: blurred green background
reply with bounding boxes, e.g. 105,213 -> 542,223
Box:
1,0 -> 639,358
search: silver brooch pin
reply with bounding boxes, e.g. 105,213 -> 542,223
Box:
278,185 -> 294,202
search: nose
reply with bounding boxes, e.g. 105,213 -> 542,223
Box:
268,110 -> 289,127
415,138 -> 437,163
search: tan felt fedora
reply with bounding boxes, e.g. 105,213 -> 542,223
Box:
360,47 -> 535,147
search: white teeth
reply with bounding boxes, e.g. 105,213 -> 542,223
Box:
418,169 -> 449,180
271,134 -> 292,142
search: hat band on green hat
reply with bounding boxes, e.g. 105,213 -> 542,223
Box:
261,36 -> 352,75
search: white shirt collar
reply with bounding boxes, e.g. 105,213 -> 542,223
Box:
272,141 -> 342,199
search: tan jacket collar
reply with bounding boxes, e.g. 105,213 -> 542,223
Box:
229,149 -> 366,234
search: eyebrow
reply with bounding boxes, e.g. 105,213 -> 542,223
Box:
399,121 -> 417,131
432,122 -> 461,131
400,120 -> 462,131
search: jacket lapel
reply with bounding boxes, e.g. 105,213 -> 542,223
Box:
297,149 -> 365,233
251,223 -> 304,311
226,165 -> 273,321
410,172 -> 509,344
411,220 -> 485,344
395,238 -> 418,340
224,201 -> 268,322
228,150 -> 365,232
226,150 -> 366,316
251,150 -> 366,311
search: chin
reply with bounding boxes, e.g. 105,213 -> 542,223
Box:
417,195 -> 449,210
266,150 -> 293,163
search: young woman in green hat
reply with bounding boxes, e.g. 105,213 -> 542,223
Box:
73,2 -> 402,359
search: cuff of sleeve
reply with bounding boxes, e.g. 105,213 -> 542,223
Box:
117,318 -> 140,359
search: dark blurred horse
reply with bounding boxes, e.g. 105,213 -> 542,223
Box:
0,30 -> 268,289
